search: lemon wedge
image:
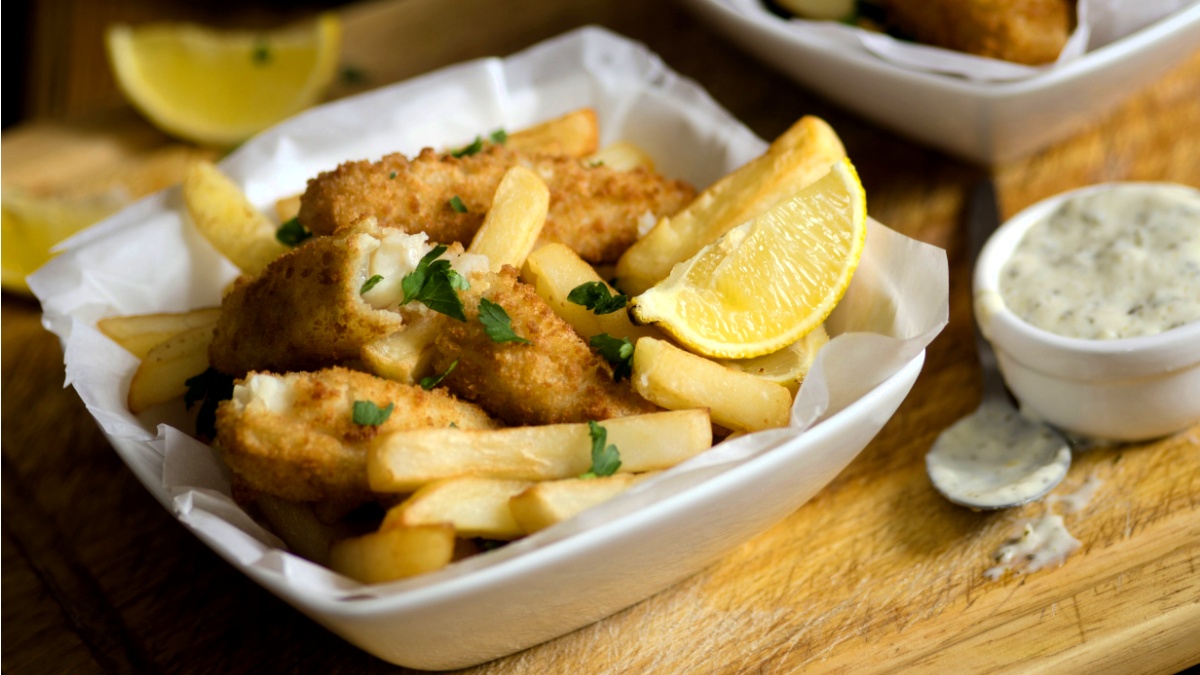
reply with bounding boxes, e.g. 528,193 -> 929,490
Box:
105,14 -> 341,147
630,158 -> 866,359
718,324 -> 830,393
2,189 -> 129,294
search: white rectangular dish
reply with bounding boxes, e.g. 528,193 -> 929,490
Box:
681,0 -> 1200,165
31,26 -> 948,670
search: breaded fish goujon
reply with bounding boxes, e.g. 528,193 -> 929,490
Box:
209,219 -> 483,376
216,367 -> 500,502
876,0 -> 1074,65
298,145 -> 696,263
430,266 -> 659,427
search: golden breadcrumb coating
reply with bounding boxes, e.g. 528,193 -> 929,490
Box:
429,266 -> 658,426
216,366 -> 499,502
876,0 -> 1074,65
297,145 -> 695,262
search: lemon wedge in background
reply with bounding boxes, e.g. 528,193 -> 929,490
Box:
2,189 -> 128,294
105,13 -> 341,147
630,158 -> 866,359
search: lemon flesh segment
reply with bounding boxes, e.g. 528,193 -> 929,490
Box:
106,14 -> 341,147
631,158 -> 866,359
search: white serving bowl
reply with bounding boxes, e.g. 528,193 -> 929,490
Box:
974,183 -> 1200,442
680,0 -> 1200,165
31,27 -> 946,670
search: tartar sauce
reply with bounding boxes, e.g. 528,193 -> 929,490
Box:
999,184 -> 1200,340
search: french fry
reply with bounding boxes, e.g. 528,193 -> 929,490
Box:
127,323 -> 214,413
584,141 -> 656,172
183,160 -> 289,276
329,524 -> 456,584
368,409 -> 712,492
615,116 -> 846,295
251,493 -> 342,565
382,477 -> 531,540
504,108 -> 599,157
360,319 -> 443,384
275,193 -> 302,223
97,307 -> 221,359
631,337 -> 792,433
467,166 -> 549,272
520,242 -> 660,343
509,472 -> 657,534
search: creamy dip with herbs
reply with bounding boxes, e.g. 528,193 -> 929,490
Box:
999,184 -> 1200,340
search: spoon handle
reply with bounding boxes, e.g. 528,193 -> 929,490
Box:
966,179 -> 1010,404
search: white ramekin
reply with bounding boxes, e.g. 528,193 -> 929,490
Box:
973,182 -> 1200,442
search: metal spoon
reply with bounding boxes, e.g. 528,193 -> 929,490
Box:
926,180 -> 1071,510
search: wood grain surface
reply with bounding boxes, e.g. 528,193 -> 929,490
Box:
4,0 -> 1199,672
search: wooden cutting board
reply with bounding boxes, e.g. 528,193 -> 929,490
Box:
3,0 -> 1198,672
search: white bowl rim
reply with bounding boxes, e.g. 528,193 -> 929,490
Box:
973,181 -> 1200,380
693,0 -> 1200,98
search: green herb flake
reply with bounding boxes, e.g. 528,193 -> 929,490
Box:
252,39 -> 270,65
389,170 -> 397,179
478,298 -> 531,344
184,368 -> 235,440
340,65 -> 367,84
399,245 -> 468,321
490,129 -> 508,144
352,400 -> 395,426
590,333 -> 634,381
420,358 -> 459,390
567,282 -> 628,315
360,274 -> 384,294
449,195 -> 468,213
451,136 -> 484,158
580,420 -> 621,479
275,217 -> 313,247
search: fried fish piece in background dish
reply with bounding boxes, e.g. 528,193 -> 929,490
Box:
430,266 -> 659,427
209,219 -> 486,376
297,144 -> 695,263
215,366 -> 499,503
874,0 -> 1074,65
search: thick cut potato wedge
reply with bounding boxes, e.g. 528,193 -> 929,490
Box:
329,524 -> 455,584
467,165 -> 549,272
183,160 -> 289,276
509,472 -> 656,534
615,116 -> 846,295
251,493 -> 343,565
127,323 -> 214,413
520,242 -> 660,343
382,477 -> 532,540
97,307 -> 221,359
584,141 -> 655,172
504,108 -> 599,157
631,337 -> 793,433
368,409 -> 712,492
360,319 -> 443,385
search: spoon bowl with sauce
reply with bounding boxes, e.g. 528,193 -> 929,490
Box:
926,179 -> 1072,511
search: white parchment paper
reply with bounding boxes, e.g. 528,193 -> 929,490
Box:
30,27 -> 948,601
723,0 -> 1197,81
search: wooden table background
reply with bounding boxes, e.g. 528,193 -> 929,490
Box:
3,0 -> 1199,672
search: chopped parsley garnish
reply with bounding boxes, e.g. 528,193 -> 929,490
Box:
580,420 -> 621,479
449,195 -> 468,213
399,245 -> 468,321
490,129 -> 508,144
478,298 -> 531,344
184,368 -> 235,440
389,170 -> 397,179
420,358 -> 459,390
590,333 -> 634,381
340,65 -> 367,84
275,217 -> 313,247
451,136 -> 484,158
567,282 -> 628,315
352,400 -> 394,426
360,274 -> 384,294
251,40 -> 270,65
